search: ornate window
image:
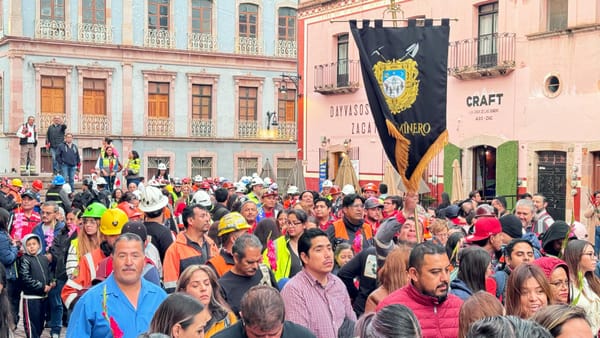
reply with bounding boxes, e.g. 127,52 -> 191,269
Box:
192,0 -> 211,34
191,157 -> 213,178
148,0 -> 169,30
41,76 -> 66,118
41,0 -> 65,21
239,86 -> 257,121
277,88 -> 295,123
238,157 -> 258,179
239,3 -> 258,38
148,82 -> 169,118
83,0 -> 106,24
276,158 -> 295,188
277,7 -> 296,41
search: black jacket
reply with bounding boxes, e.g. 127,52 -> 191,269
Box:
0,191 -> 16,212
18,236 -> 52,296
337,246 -> 378,317
56,142 -> 80,167
46,123 -> 66,148
49,225 -> 77,281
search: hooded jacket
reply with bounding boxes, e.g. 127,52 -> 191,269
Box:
449,278 -> 473,301
18,234 -> 52,297
541,221 -> 570,256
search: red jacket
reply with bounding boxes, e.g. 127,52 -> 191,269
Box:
376,283 -> 463,338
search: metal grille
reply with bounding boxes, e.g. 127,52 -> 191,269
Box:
276,158 -> 295,189
238,157 -> 258,179
191,157 -> 213,178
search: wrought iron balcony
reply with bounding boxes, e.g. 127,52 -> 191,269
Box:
275,40 -> 297,58
147,117 -> 174,136
448,33 -> 516,80
78,23 -> 113,44
187,32 -> 217,52
80,115 -> 110,135
36,19 -> 72,40
39,114 -> 67,132
314,60 -> 360,95
235,37 -> 263,55
191,119 -> 214,137
238,120 -> 259,138
145,29 -> 176,49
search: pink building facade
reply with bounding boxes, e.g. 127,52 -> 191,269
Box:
298,0 -> 600,225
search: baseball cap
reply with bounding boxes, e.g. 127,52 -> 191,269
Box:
121,221 -> 148,242
21,190 -> 37,200
364,197 -> 383,209
466,217 -> 502,242
475,204 -> 495,218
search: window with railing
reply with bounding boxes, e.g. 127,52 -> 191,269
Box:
276,7 -> 296,57
191,84 -> 213,137
147,157 -> 170,179
191,157 -> 213,178
239,3 -> 258,38
148,82 -> 169,118
192,0 -> 211,34
278,89 -> 295,122
238,157 -> 258,179
478,2 -> 498,68
39,0 -> 68,40
337,34 -> 349,87
276,158 -> 295,189
41,0 -> 65,21
83,78 -> 106,116
547,0 -> 567,31
41,76 -> 65,117
83,0 -> 105,24
148,0 -> 169,30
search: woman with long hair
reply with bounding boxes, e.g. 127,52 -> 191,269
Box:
123,150 -> 141,187
65,204 -> 102,279
95,146 -> 119,192
333,242 -> 354,275
147,292 -> 209,338
263,209 -> 307,282
364,245 -> 411,313
563,239 -> 600,334
354,304 -> 422,338
458,291 -> 504,338
176,265 -> 237,338
505,263 -> 552,319
450,246 -> 492,301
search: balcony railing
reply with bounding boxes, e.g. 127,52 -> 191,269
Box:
448,32 -> 516,79
145,29 -> 176,49
274,121 -> 296,140
314,60 -> 361,95
275,40 -> 297,58
36,19 -> 71,40
78,23 -> 113,44
147,117 -> 174,136
39,114 -> 66,132
80,115 -> 110,135
188,32 -> 217,52
235,37 -> 263,55
191,119 -> 214,137
238,120 -> 259,138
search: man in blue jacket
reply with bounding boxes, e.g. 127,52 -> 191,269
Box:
56,133 -> 80,190
66,233 -> 167,338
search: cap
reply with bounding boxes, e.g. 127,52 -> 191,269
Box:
121,221 -> 148,241
364,197 -> 383,209
572,221 -> 589,240
466,217 -> 502,242
499,214 -> 524,239
21,190 -> 37,200
475,204 -> 495,218
262,188 -> 278,198
444,205 -> 460,219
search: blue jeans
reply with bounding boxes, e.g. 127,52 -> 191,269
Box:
50,147 -> 60,174
61,165 -> 76,189
48,279 -> 65,335
595,226 -> 600,255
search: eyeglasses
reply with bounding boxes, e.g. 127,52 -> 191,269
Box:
582,252 -> 598,260
349,204 -> 364,209
549,280 -> 569,288
287,220 -> 303,227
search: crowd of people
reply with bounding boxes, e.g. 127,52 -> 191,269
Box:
2,139 -> 600,337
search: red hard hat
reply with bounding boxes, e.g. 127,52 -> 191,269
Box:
222,182 -> 234,189
32,180 -> 43,191
329,185 -> 341,196
200,181 -> 211,190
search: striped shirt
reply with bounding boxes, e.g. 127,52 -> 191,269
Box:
281,269 -> 356,338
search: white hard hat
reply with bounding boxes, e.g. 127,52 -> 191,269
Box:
148,179 -> 162,187
287,185 -> 299,195
191,190 -> 212,207
342,184 -> 356,195
96,177 -> 107,185
251,177 -> 264,187
138,186 -> 169,212
194,175 -> 203,183
322,179 -> 333,188
62,183 -> 72,195
235,184 -> 247,194
158,163 -> 167,171
263,177 -> 272,186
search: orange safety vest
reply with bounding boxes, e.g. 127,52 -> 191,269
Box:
332,219 -> 373,241
207,253 -> 233,278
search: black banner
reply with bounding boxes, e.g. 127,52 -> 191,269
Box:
350,19 -> 450,192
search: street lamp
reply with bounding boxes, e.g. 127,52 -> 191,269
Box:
266,111 -> 278,130
279,73 -> 301,93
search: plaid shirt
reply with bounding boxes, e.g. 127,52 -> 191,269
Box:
281,269 -> 356,338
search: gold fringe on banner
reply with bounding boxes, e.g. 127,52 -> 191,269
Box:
386,119 -> 410,181
406,129 -> 449,192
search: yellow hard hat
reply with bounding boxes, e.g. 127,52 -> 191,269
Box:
100,208 -> 128,236
218,212 -> 251,237
11,178 -> 23,188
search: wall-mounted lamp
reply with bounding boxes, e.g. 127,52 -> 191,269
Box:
343,138 -> 352,147
279,73 -> 301,94
320,136 -> 330,147
266,111 -> 278,130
